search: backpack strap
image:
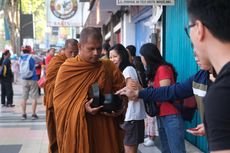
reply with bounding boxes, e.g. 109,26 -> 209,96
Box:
27,55 -> 32,61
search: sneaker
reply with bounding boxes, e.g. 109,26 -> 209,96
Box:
7,104 -> 15,107
144,137 -> 150,143
21,114 -> 27,120
143,139 -> 155,147
32,114 -> 38,120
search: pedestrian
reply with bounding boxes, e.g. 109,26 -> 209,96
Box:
44,38 -> 78,153
109,44 -> 146,153
11,55 -> 19,84
126,45 -> 156,147
0,49 -> 14,107
100,42 -> 110,59
140,43 -> 185,153
126,45 -> 147,88
45,48 -> 55,66
19,45 -> 43,120
35,61 -> 42,95
186,0 -> 230,152
53,27 -> 126,153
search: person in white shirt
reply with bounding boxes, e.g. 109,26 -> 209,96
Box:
109,44 -> 146,153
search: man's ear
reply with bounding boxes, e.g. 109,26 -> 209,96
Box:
78,43 -> 82,52
196,20 -> 205,41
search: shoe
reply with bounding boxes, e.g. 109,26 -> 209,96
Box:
7,104 -> 15,107
32,114 -> 38,120
1,104 -> 6,107
143,139 -> 155,147
144,137 -> 150,143
21,114 -> 27,120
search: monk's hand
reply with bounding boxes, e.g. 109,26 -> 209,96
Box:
101,102 -> 126,117
85,99 -> 103,115
115,87 -> 139,101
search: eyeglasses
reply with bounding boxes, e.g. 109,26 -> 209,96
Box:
184,23 -> 196,39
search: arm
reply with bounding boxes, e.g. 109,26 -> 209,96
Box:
139,75 -> 194,102
32,55 -> 43,63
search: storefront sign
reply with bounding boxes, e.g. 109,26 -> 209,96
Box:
116,0 -> 175,5
47,0 -> 83,27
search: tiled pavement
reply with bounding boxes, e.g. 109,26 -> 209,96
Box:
0,81 -> 203,153
0,82 -> 48,153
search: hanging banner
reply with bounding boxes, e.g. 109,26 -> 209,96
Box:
47,0 -> 83,27
116,0 -> 175,5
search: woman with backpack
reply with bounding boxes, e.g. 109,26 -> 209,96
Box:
139,43 -> 185,153
0,49 -> 14,107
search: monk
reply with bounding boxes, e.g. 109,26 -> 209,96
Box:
53,27 -> 126,153
44,39 -> 79,153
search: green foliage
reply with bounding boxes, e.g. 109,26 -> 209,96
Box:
21,0 -> 46,41
21,0 -> 44,14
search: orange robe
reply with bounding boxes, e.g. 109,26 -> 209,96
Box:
53,56 -> 126,153
44,53 -> 67,153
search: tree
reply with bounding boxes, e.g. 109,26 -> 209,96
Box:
3,0 -> 45,54
4,0 -> 20,54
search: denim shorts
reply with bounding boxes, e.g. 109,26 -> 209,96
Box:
123,120 -> 144,145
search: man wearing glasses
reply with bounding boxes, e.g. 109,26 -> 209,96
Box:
186,0 -> 230,152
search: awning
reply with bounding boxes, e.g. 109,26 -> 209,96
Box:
84,0 -> 121,27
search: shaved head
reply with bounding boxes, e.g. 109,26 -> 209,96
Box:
80,27 -> 102,44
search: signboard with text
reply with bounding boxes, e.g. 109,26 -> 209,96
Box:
116,0 -> 174,5
47,0 -> 83,27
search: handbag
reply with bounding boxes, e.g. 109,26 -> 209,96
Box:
144,100 -> 159,117
37,76 -> 46,88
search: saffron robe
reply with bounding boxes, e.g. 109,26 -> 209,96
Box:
44,53 -> 67,153
53,56 -> 126,153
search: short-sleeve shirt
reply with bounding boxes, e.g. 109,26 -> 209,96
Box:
204,61 -> 230,151
153,65 -> 179,116
123,66 -> 146,121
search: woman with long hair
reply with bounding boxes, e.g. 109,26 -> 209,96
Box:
109,44 -> 146,153
140,43 -> 185,153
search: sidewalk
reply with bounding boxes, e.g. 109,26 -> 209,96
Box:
0,81 -> 203,153
0,82 -> 48,153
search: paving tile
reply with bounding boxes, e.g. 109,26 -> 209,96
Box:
0,82 -> 48,153
0,145 -> 22,153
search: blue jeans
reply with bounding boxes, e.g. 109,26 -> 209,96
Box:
157,114 -> 186,153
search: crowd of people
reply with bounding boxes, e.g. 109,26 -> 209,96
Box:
1,0 -> 230,153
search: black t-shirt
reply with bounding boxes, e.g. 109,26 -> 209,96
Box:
204,61 -> 230,151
